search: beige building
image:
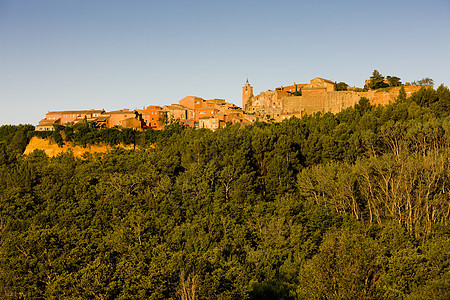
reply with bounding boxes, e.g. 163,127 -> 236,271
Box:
199,116 -> 225,131
105,109 -> 143,129
37,108 -> 146,131
36,109 -> 106,130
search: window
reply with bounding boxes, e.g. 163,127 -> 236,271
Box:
199,111 -> 206,114
194,101 -> 200,104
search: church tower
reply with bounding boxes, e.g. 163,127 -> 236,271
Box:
242,78 -> 253,111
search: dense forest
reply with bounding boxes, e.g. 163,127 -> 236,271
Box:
0,85 -> 449,299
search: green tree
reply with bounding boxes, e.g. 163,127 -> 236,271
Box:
367,70 -> 389,90
416,77 -> 434,88
355,97 -> 372,114
335,81 -> 349,91
386,75 -> 402,87
431,84 -> 450,116
291,84 -> 302,96
297,227 -> 382,299
397,85 -> 407,102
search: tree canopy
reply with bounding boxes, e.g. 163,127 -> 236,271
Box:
335,82 -> 349,91
367,70 -> 389,90
0,85 -> 449,299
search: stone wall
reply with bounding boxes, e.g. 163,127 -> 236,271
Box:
280,86 -> 424,117
324,91 -> 366,114
245,77 -> 425,119
245,90 -> 282,117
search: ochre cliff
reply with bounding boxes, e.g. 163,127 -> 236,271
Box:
24,137 -> 134,157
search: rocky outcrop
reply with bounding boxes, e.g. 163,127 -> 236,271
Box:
24,137 -> 134,157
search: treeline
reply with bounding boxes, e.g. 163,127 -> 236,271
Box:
29,120 -> 185,148
0,85 -> 449,299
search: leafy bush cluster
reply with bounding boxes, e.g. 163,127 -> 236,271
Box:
0,85 -> 449,299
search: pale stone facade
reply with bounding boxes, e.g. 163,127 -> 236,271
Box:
244,78 -> 423,119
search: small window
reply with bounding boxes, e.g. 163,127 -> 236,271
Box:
194,101 -> 200,104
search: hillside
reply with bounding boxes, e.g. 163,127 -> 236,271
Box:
0,85 -> 449,299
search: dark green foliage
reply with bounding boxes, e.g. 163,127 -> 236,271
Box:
413,77 -> 435,88
398,85 -> 407,102
290,84 -> 302,96
29,122 -> 184,150
367,70 -> 389,90
335,81 -> 349,91
432,84 -> 450,117
387,75 -> 402,87
0,124 -> 35,156
0,85 -> 449,298
410,86 -> 438,107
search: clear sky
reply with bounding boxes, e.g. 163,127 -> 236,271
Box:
1,0 -> 449,125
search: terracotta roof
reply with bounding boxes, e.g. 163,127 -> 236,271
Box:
48,109 -> 105,115
38,119 -> 58,126
164,105 -> 188,110
314,77 -> 335,84
106,109 -> 135,114
197,107 -> 219,111
145,105 -> 163,110
95,116 -> 110,122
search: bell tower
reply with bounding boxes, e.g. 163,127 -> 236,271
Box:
242,78 -> 253,111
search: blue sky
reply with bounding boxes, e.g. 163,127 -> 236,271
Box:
1,0 -> 449,125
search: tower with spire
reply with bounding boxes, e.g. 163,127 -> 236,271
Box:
242,78 -> 253,111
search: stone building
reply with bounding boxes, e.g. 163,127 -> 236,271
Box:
137,105 -> 165,130
244,77 -> 423,120
199,116 -> 224,130
36,108 -> 144,130
105,109 -> 143,129
164,96 -> 244,129
36,109 -> 106,130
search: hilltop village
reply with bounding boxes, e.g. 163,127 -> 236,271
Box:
243,77 -> 422,121
36,74 -> 423,131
